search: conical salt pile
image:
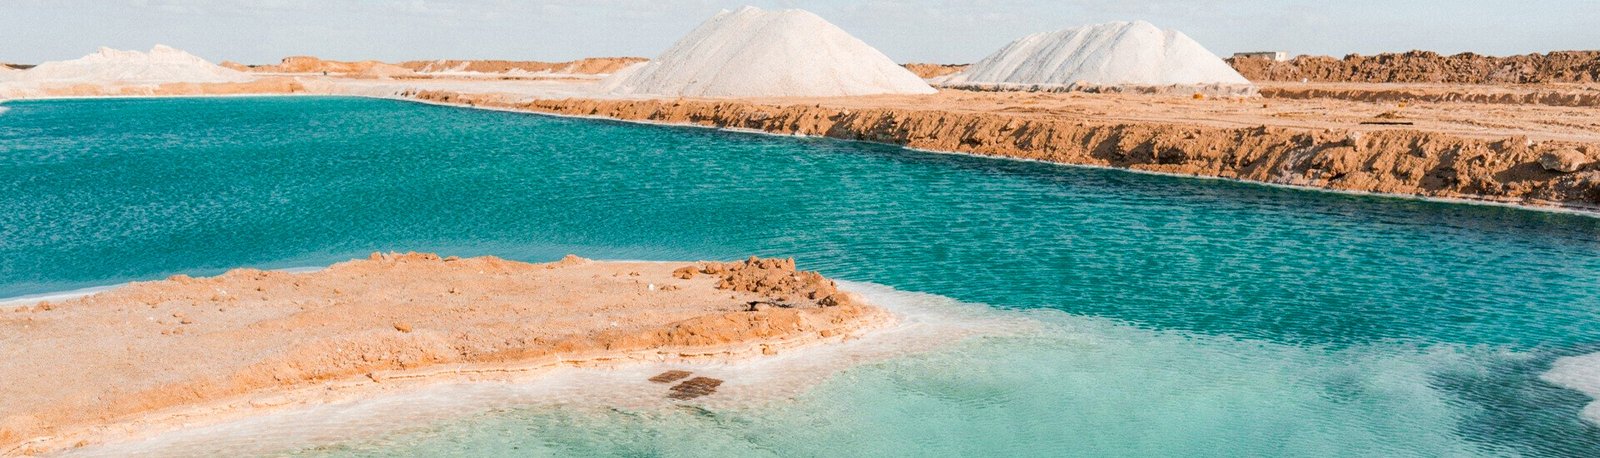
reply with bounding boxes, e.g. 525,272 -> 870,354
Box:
941,21 -> 1250,87
605,6 -> 935,98
12,45 -> 252,84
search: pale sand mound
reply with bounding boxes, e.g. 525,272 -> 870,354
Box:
604,6 -> 936,98
940,21 -> 1250,89
0,253 -> 881,453
11,45 -> 252,84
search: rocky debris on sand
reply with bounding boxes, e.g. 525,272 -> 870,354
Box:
672,266 -> 698,279
688,257 -> 854,307
667,376 -> 724,400
1539,148 -> 1591,173
548,254 -> 590,268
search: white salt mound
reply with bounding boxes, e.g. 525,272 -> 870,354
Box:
941,21 -> 1250,87
605,6 -> 935,98
11,45 -> 252,84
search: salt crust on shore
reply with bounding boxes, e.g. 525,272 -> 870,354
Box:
2,45 -> 250,84
604,6 -> 935,98
940,21 -> 1250,87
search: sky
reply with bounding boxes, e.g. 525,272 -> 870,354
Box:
2,0 -> 1597,65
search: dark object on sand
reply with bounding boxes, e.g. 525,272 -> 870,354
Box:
668,377 -> 724,400
745,300 -> 795,311
649,370 -> 693,384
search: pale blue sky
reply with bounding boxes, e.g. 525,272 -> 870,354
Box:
2,0 -> 1596,65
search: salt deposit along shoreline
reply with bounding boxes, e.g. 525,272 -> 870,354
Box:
0,253 -> 891,456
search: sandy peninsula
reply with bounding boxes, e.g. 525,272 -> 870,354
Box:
0,253 -> 884,455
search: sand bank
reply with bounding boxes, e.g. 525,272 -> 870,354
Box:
1257,81 -> 1600,108
0,253 -> 886,455
405,88 -> 1600,213
60,281 -> 1025,457
1228,50 -> 1600,85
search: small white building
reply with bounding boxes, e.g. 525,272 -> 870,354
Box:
1232,51 -> 1290,62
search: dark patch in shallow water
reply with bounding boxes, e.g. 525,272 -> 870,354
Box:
668,377 -> 724,400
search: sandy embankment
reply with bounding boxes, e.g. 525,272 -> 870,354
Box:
408,89 -> 1600,212
0,253 -> 885,455
1228,50 -> 1600,84
1256,82 -> 1600,108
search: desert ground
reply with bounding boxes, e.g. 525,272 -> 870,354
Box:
0,253 -> 881,455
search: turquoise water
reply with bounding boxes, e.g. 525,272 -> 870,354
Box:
4,97 -> 1600,456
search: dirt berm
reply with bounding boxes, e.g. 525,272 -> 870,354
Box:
1230,50 -> 1600,84
413,90 -> 1600,211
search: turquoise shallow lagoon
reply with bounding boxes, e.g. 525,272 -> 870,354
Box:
3,97 -> 1600,456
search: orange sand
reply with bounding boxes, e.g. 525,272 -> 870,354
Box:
0,253 -> 883,455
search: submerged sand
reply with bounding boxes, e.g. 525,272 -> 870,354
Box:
0,253 -> 884,455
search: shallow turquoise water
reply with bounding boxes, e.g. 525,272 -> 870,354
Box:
4,97 -> 1599,456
